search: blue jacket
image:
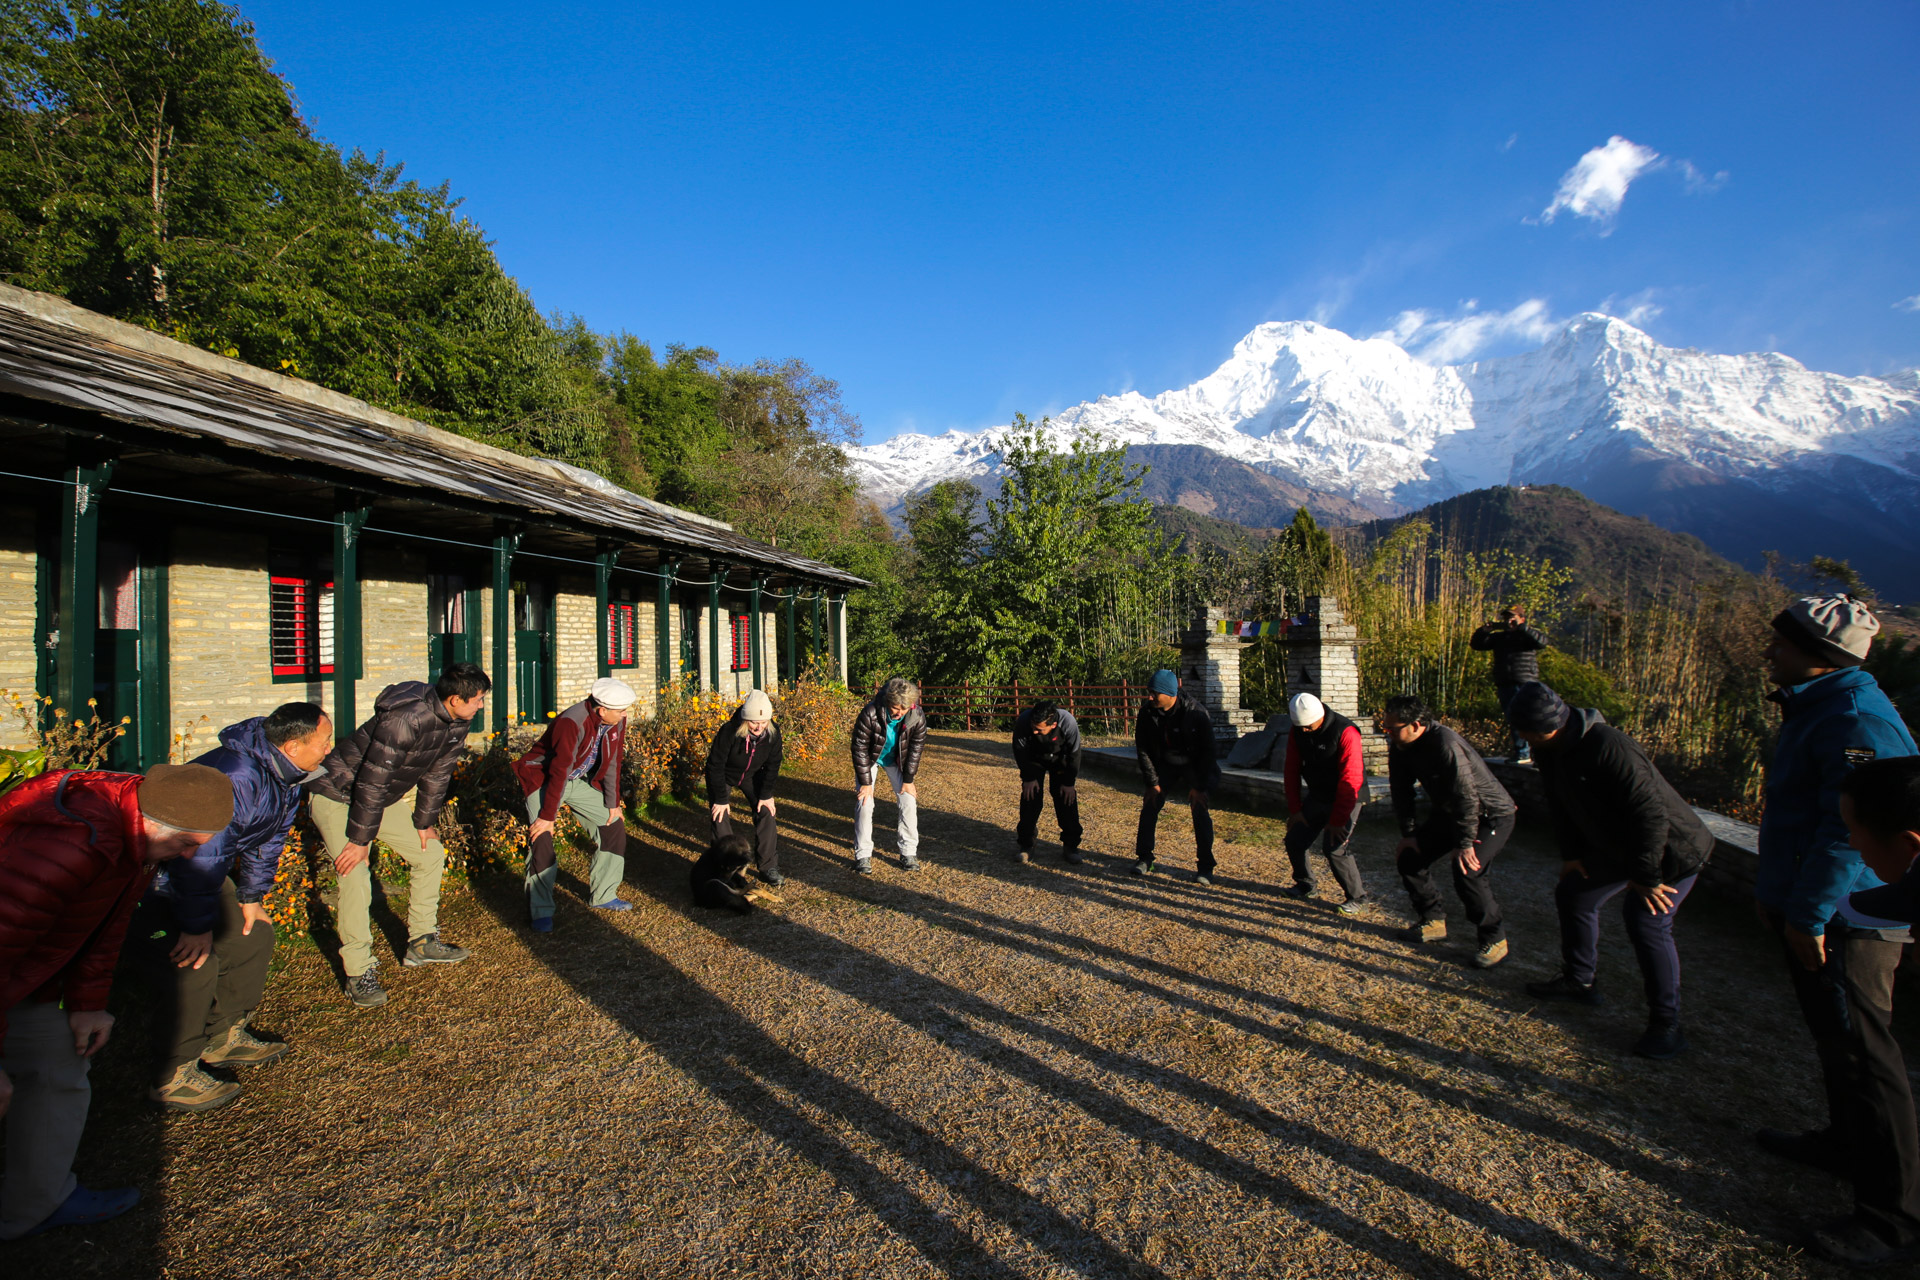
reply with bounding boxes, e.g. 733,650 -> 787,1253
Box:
147,718 -> 314,933
1756,668 -> 1918,936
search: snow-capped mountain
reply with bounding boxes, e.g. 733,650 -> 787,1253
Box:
852,315 -> 1920,595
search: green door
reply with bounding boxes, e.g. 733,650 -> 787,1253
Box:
679,601 -> 700,683
94,538 -> 167,769
514,579 -> 553,722
428,572 -> 481,682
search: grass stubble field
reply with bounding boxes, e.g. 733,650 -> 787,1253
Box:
6,731 -> 1895,1279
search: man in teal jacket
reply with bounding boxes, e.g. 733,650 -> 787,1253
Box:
1751,594 -> 1920,1268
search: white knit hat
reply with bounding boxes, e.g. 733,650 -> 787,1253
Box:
741,690 -> 774,723
1288,692 -> 1326,727
590,677 -> 637,709
1774,595 -> 1880,667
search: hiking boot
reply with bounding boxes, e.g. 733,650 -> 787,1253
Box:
1193,872 -> 1213,886
1756,1127 -> 1848,1176
530,916 -> 555,933
1810,1215 -> 1920,1268
404,933 -> 470,966
902,856 -> 922,872
200,1021 -> 288,1066
1133,860 -> 1156,878
590,897 -> 634,911
1281,883 -> 1313,900
1473,938 -> 1510,969
1526,972 -> 1605,1006
1013,847 -> 1031,864
1062,847 -> 1084,865
854,857 -> 874,875
1634,1022 -> 1688,1060
756,868 -> 785,887
1408,918 -> 1446,943
149,1062 -> 242,1113
346,964 -> 387,1009
1336,897 -> 1371,918
19,1184 -> 140,1238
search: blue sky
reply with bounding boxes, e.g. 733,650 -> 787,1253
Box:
244,1 -> 1920,444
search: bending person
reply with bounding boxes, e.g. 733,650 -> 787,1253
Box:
1510,683 -> 1712,1059
1383,693 -> 1518,969
1012,699 -> 1083,865
1134,669 -> 1220,883
513,677 -> 635,932
851,677 -> 927,874
707,690 -> 784,887
1280,692 -> 1369,914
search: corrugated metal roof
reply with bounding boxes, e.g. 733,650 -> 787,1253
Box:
0,284 -> 868,588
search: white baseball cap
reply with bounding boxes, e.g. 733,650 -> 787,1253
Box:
1288,692 -> 1326,727
590,677 -> 637,710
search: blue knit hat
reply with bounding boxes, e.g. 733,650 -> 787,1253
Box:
1505,681 -> 1570,733
1148,669 -> 1179,697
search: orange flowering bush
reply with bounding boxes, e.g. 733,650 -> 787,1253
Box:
622,666 -> 860,805
265,824 -> 315,943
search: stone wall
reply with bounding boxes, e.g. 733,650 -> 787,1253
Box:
355,543 -> 429,720
554,574 -> 597,708
1177,606 -> 1257,742
168,527 -> 281,742
0,507 -> 39,748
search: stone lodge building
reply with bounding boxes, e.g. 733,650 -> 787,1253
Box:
0,285 -> 866,765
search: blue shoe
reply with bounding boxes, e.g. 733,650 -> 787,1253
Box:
590,898 -> 634,912
530,916 -> 554,933
23,1183 -> 141,1236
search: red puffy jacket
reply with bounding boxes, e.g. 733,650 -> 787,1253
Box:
0,770 -> 151,1051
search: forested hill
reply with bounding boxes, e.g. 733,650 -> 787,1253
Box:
1346,485 -> 1750,602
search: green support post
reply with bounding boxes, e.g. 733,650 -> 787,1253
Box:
812,591 -> 824,665
749,575 -> 764,691
656,557 -> 678,699
708,564 -> 725,693
332,502 -> 371,745
53,456 -> 115,718
491,526 -> 520,735
783,588 -> 797,686
595,541 -> 619,678
831,593 -> 846,682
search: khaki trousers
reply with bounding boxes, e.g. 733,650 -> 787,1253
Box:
524,780 -> 626,919
310,793 -> 446,978
0,1000 -> 89,1240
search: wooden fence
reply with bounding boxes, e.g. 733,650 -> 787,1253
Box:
871,680 -> 1140,734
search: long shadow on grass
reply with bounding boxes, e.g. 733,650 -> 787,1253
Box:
467,871 -> 1173,1280
618,822 -> 1632,1278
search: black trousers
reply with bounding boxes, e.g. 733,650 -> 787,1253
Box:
713,794 -> 780,876
1772,914 -> 1920,1247
1135,770 -> 1214,872
138,879 -> 276,1076
1395,812 -> 1514,944
1016,769 -> 1082,851
1559,870 -> 1696,1023
1285,803 -> 1366,901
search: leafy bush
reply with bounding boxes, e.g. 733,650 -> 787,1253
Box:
1537,649 -> 1633,724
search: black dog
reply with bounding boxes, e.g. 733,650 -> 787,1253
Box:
691,833 -> 755,913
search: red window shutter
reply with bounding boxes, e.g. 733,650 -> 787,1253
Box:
730,614 -> 751,671
270,575 -> 336,677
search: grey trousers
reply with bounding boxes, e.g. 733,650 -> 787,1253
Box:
147,878 -> 276,1074
524,780 -> 626,918
0,1000 -> 89,1240
854,766 -> 919,861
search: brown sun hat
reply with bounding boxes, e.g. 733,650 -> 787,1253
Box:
138,763 -> 235,835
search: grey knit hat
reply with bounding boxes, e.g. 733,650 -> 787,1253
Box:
1773,595 -> 1880,667
1504,681 -> 1571,734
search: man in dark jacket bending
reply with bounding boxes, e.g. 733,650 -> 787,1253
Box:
1384,693 -> 1518,968
707,689 -> 784,886
1281,692 -> 1369,913
143,703 -> 333,1112
1471,605 -> 1548,763
309,663 -> 490,1008
1134,669 -> 1221,883
1012,699 -> 1083,865
1508,683 -> 1712,1060
514,677 -> 635,930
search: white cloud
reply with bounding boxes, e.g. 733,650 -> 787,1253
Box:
1541,136 -> 1664,231
1372,299 -> 1558,364
1897,295 -> 1920,313
1501,133 -> 1518,153
1600,288 -> 1665,328
1678,160 -> 1729,194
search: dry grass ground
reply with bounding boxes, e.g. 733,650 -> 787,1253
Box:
6,731 -> 1897,1278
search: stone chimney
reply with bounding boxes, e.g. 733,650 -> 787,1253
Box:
1282,595 -> 1390,775
1177,605 -> 1258,746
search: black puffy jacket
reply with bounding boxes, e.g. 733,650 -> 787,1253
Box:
1470,622 -> 1548,686
309,682 -> 472,845
1135,693 -> 1220,791
706,714 -> 783,804
1389,722 -> 1516,850
851,698 -> 927,786
1535,709 -> 1713,885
